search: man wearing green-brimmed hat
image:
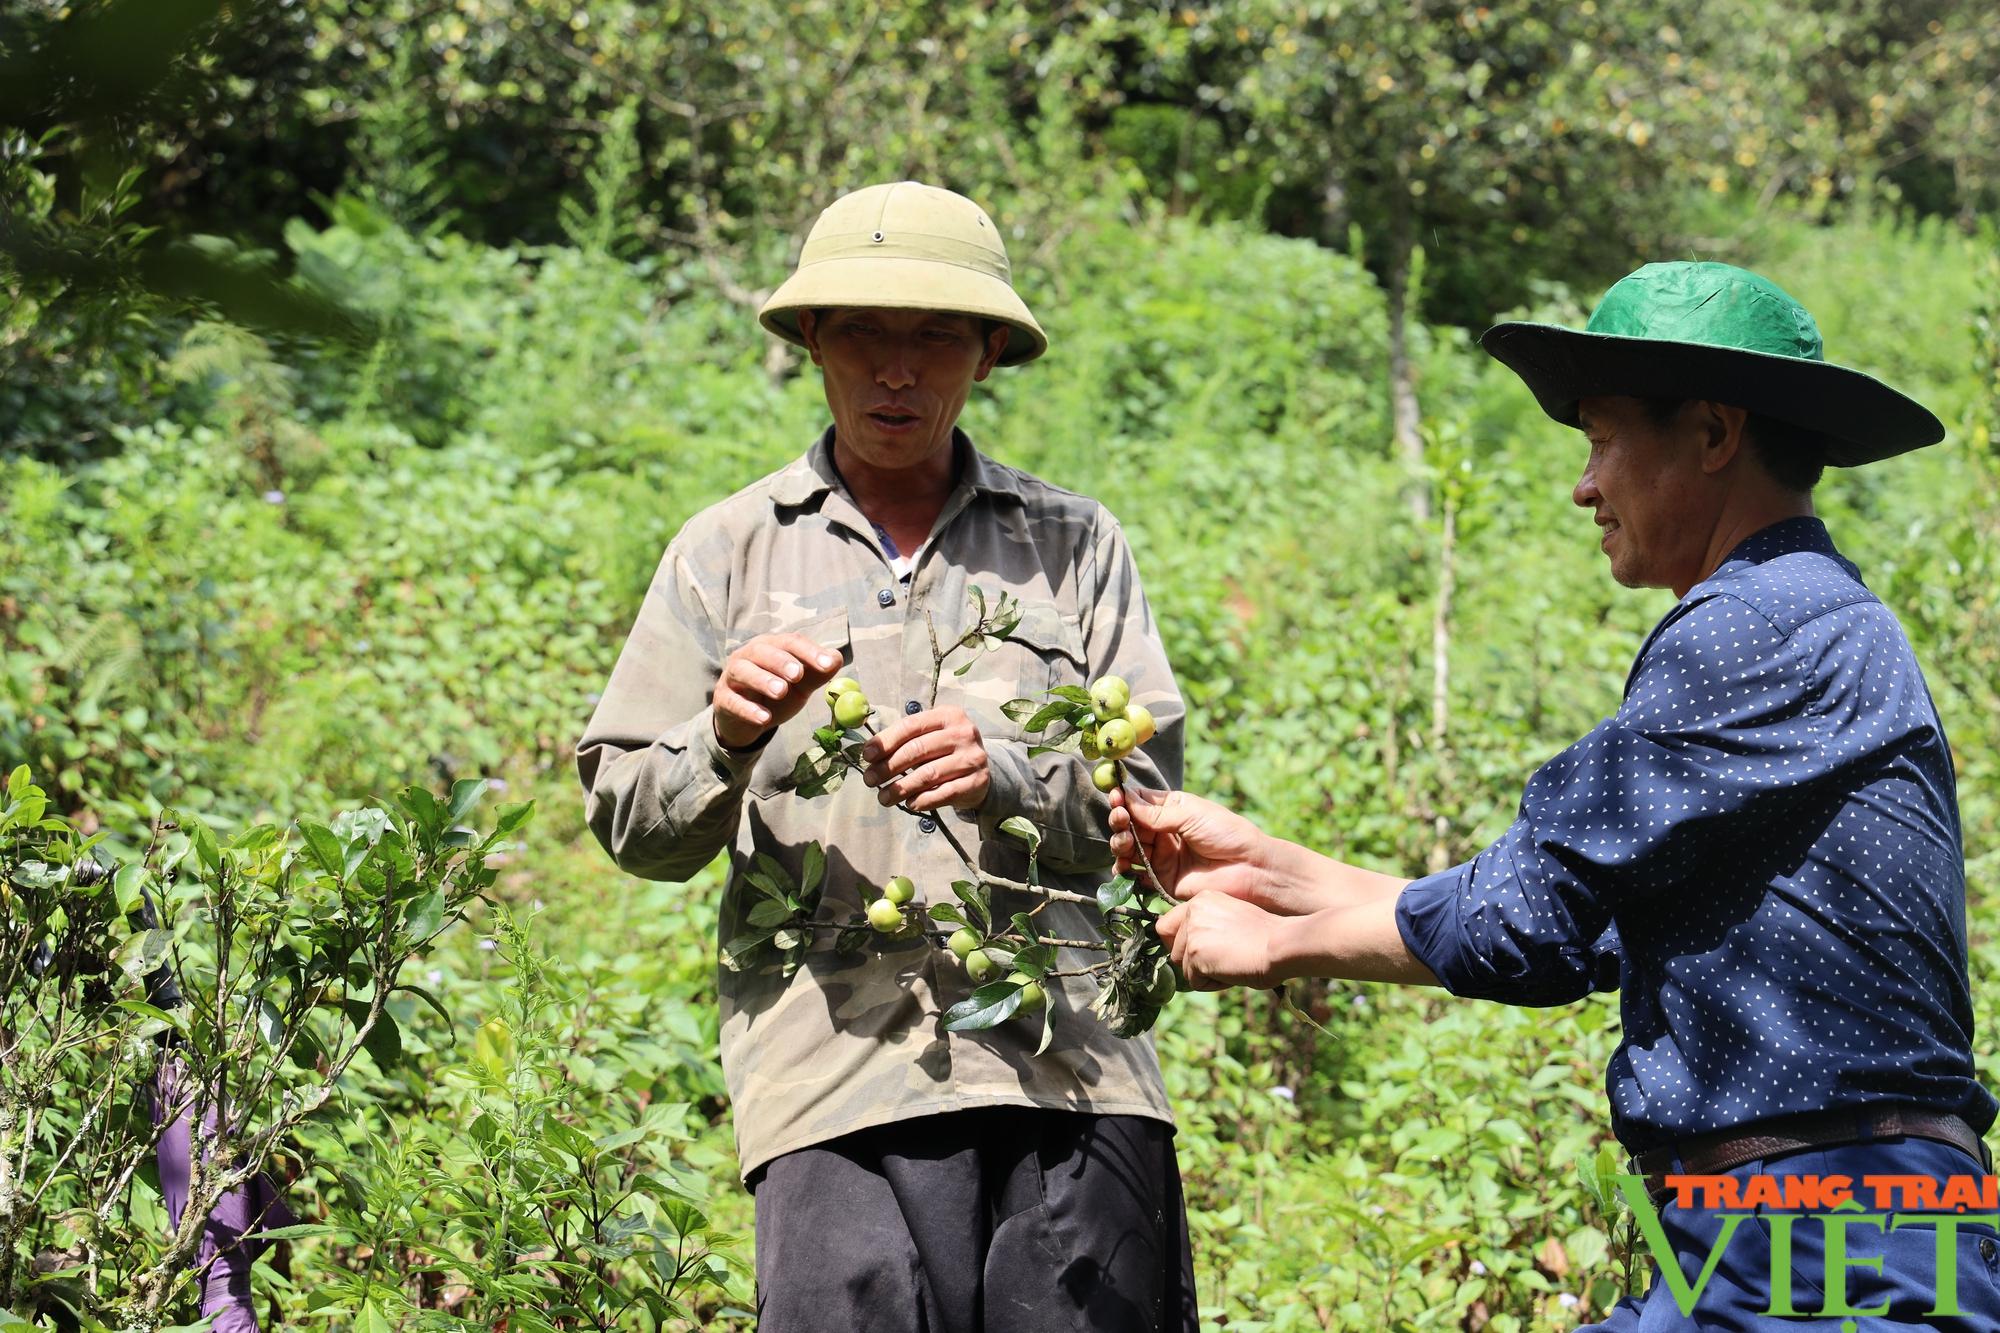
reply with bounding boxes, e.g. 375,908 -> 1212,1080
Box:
1109,261 -> 1997,1327
577,182 -> 1198,1332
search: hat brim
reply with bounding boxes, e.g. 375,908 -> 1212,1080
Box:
758,257 -> 1047,366
1480,323 -> 1944,466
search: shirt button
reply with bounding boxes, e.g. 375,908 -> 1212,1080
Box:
877,588 -> 895,607
917,816 -> 937,834
905,700 -> 921,715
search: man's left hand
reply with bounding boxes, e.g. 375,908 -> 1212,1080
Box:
861,706 -> 991,812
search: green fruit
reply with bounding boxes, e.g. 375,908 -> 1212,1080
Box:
1089,674 -> 1131,720
824,676 -> 862,705
1125,703 -> 1156,746
966,949 -> 997,982
948,927 -> 981,959
1078,727 -> 1102,761
1097,717 -> 1138,760
832,689 -> 870,729
866,899 -> 903,932
1091,759 -> 1121,793
883,875 -> 916,906
1140,956 -> 1177,1005
1010,974 -> 1046,1014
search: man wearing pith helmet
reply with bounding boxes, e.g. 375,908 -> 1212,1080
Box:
577,181 -> 1198,1331
1113,261 -> 1999,1327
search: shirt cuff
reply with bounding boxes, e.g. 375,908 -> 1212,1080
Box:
693,705 -> 768,790
1395,861 -> 1479,996
980,736 -> 1040,825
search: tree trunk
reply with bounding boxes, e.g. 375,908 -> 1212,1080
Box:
1427,492 -> 1457,874
0,1100 -> 19,1306
1384,185 -> 1428,522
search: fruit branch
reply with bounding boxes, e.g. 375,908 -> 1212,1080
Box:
761,588 -> 1184,1040
923,588 -> 1023,709
846,717 -> 1156,921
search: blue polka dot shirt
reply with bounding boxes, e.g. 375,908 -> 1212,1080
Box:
1396,517 -> 1996,1151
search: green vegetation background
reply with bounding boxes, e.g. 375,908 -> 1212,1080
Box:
5,1 -> 2000,1327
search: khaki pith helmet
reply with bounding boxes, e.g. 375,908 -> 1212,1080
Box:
758,181 -> 1048,366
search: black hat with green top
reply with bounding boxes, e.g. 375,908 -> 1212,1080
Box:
1481,261 -> 1944,466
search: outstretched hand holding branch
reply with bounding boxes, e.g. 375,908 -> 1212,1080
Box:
1108,789 -> 1441,992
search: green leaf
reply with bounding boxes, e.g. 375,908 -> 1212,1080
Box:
112,862 -> 146,914
251,1223 -> 347,1242
796,763 -> 848,799
772,926 -> 805,951
299,821 -> 343,879
10,861 -> 63,891
344,1001 -> 402,1070
942,981 -> 1026,1031
1097,874 -> 1136,915
189,819 -> 221,874
1022,700 -> 1074,733
662,1197 -> 709,1239
1012,944 -> 1055,979
997,817 -> 1042,853
472,1017 -> 513,1077
393,983 -> 453,1027
952,880 -> 991,932
404,887 -> 446,940
113,998 -> 183,1034
490,800 -> 534,841
720,930 -> 775,971
926,902 -> 967,929
330,806 -> 391,847
750,852 -> 794,900
1000,697 -> 1044,724
113,928 -> 172,980
799,841 -> 826,898
1033,1008 -> 1056,1057
446,776 -> 489,826
747,899 -> 794,928
5,764 -> 28,802
228,824 -> 281,855
257,998 -> 285,1047
544,1117 -> 597,1163
1049,685 -> 1093,704
356,1300 -> 393,1333
397,785 -> 444,841
594,1125 -> 651,1153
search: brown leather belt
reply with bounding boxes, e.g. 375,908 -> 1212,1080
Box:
1631,1105 -> 1993,1205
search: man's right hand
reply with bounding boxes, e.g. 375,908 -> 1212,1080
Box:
712,633 -> 844,751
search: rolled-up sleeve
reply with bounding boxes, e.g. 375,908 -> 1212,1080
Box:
1396,592 -> 1855,1006
576,540 -> 756,883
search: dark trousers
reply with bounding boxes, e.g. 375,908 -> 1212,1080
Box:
750,1107 -> 1200,1332
1585,1137 -> 2000,1330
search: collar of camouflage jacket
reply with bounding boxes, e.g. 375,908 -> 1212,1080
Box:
770,429 -> 1030,510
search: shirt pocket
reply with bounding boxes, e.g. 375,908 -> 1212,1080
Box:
746,607 -> 852,801
967,601 -> 1089,741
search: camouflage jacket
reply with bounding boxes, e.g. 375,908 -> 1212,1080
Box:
576,429 -> 1184,1176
